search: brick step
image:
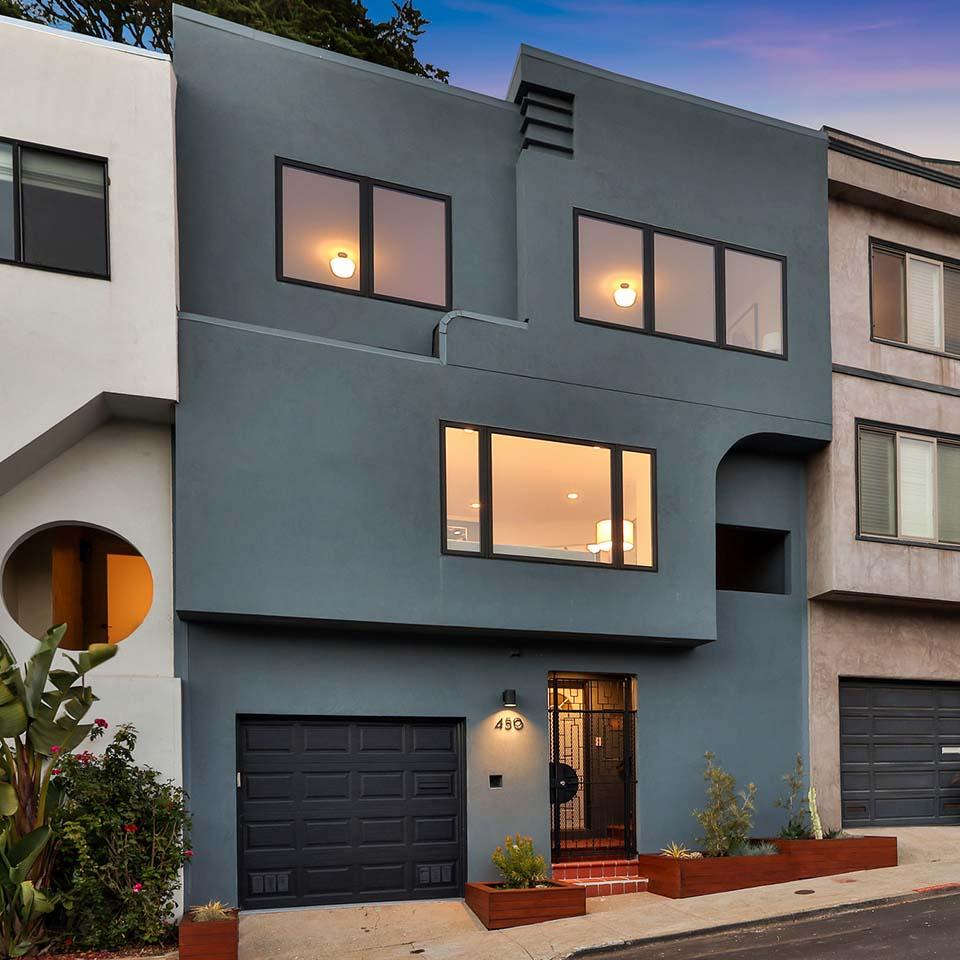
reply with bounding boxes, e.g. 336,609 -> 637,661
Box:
553,858 -> 642,880
571,877 -> 649,898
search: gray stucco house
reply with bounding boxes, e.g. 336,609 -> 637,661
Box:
171,7 -> 831,909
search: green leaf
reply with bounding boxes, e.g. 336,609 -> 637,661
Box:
0,783 -> 17,817
23,626 -> 66,718
9,827 -> 51,883
47,669 -> 78,694
0,698 -> 27,738
77,643 -> 118,674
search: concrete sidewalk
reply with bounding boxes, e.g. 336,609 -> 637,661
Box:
238,859 -> 960,960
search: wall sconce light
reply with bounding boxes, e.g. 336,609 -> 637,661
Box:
587,519 -> 635,554
329,251 -> 356,279
613,282 -> 637,308
502,689 -> 518,708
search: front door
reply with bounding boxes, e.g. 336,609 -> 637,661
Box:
548,673 -> 636,861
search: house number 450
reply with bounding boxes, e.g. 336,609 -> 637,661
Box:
495,715 -> 524,731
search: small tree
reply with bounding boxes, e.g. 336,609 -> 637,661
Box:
692,752 -> 756,857
775,753 -> 812,839
491,835 -> 547,889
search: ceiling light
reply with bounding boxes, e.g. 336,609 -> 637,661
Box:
566,492 -> 579,500
470,502 -> 481,509
329,251 -> 356,279
587,518 -> 635,554
613,282 -> 637,308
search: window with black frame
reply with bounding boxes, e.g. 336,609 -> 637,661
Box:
0,140 -> 109,278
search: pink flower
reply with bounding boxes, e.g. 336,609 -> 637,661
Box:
51,768 -> 62,776
77,751 -> 93,765
50,745 -> 60,755
94,718 -> 108,728
124,823 -> 138,834
132,883 -> 143,893
184,849 -> 193,858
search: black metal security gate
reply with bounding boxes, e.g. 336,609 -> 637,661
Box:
548,673 -> 636,862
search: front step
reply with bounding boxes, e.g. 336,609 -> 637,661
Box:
553,858 -> 648,898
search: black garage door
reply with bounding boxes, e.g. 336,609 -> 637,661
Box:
840,679 -> 960,826
237,717 -> 465,909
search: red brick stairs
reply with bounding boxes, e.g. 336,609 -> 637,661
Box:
552,858 -> 648,898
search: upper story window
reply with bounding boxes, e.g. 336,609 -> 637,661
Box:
870,240 -> 960,357
575,210 -> 785,356
0,139 -> 109,279
277,159 -> 451,310
858,424 -> 960,546
442,423 -> 656,570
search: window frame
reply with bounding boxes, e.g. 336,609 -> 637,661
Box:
856,419 -> 960,550
275,157 -> 453,311
439,420 -> 658,571
869,237 -> 960,359
573,208 -> 787,359
0,136 -> 110,281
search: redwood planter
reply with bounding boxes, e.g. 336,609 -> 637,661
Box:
179,910 -> 239,960
465,880 -> 586,929
773,836 -> 898,878
637,852 -> 796,898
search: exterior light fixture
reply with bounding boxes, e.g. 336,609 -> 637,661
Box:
613,282 -> 637,308
329,251 -> 356,279
587,519 -> 635,554
502,689 -> 518,708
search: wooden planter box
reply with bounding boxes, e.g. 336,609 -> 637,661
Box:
773,836 -> 898,878
179,910 -> 239,960
465,880 -> 586,930
637,852 -> 797,899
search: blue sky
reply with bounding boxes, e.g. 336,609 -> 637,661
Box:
369,1 -> 960,158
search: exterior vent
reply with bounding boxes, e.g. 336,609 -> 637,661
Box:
515,81 -> 574,157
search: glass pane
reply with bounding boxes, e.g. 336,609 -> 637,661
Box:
622,450 -> 654,567
943,266 -> 960,356
654,233 -> 715,341
0,143 -> 13,261
899,436 -> 935,540
858,429 -> 896,537
444,426 -> 480,552
373,187 -> 447,306
20,149 -> 107,276
938,443 -> 960,544
907,257 -> 942,351
281,165 -> 360,289
725,249 -> 784,354
492,434 -> 611,563
871,248 -> 906,343
577,215 -> 644,328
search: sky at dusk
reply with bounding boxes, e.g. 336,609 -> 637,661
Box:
370,1 -> 960,159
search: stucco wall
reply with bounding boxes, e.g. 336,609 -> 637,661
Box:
808,372 -> 960,603
0,422 -> 180,783
808,599 -> 960,828
0,20 -> 178,462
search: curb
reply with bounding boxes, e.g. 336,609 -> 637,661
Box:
571,885 -> 960,959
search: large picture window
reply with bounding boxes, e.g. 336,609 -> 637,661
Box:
277,159 -> 451,310
858,424 -> 960,546
575,209 -> 786,356
442,423 -> 656,569
870,240 -> 960,357
0,138 -> 108,278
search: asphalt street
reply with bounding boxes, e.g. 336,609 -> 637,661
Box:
585,892 -> 960,960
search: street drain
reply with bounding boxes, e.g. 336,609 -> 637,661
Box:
794,889 -> 816,895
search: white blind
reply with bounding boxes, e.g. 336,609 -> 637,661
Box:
899,437 -> 936,539
938,443 -> 960,544
944,266 -> 960,356
859,430 -> 896,536
908,257 -> 943,351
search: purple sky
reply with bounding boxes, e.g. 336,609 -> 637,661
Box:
375,1 -> 960,159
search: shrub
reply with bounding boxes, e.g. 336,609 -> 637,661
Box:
50,723 -> 192,950
729,840 -> 778,857
692,752 -> 756,857
775,754 -> 813,839
659,842 -> 699,859
491,835 -> 547,889
190,900 -> 233,922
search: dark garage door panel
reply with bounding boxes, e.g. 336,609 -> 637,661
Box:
237,717 -> 465,910
840,679 -> 960,826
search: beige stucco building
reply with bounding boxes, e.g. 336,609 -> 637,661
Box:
809,128 -> 960,831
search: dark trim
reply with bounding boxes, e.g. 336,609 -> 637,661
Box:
572,208 -> 787,360
824,126 -> 960,169
0,135 -> 110,281
440,420 -> 658,572
520,115 -> 573,136
519,96 -> 573,118
828,134 -> 960,191
834,363 -> 960,400
520,137 -> 574,156
275,156 -> 453,312
512,80 -> 575,104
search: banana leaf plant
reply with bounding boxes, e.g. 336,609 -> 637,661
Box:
0,624 -> 117,955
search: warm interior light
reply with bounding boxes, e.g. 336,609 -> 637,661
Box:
470,502 -> 481,509
613,282 -> 637,308
566,492 -> 580,500
587,518 -> 635,554
329,251 -> 356,279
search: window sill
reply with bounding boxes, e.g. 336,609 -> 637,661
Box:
441,548 -> 657,573
857,533 -> 960,553
0,256 -> 109,282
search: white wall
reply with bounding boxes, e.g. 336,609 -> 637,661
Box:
0,422 -> 180,784
0,19 -> 178,461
